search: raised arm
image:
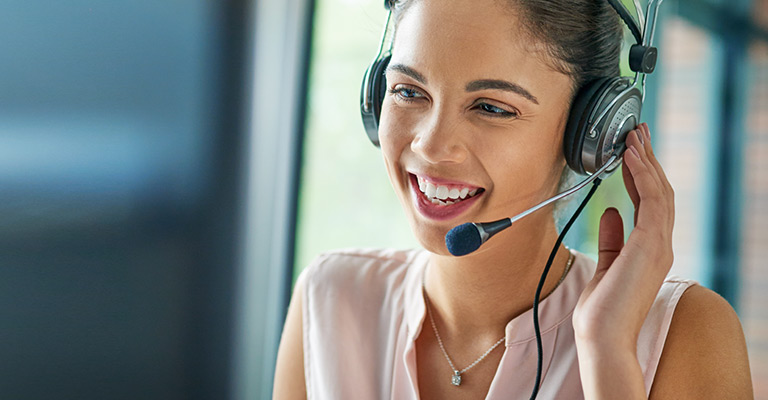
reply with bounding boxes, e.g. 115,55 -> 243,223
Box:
572,123 -> 752,398
572,123 -> 670,398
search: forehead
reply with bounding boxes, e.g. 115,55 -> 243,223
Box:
390,0 -> 570,102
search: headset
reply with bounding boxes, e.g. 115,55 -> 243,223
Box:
360,0 -> 663,177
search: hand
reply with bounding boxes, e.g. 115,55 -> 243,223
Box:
573,123 -> 675,352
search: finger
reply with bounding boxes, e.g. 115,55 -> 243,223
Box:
596,207 -> 625,276
621,131 -> 641,222
639,123 -> 670,191
623,139 -> 667,230
639,123 -> 675,227
621,161 -> 640,226
629,127 -> 662,186
625,127 -> 664,202
621,138 -> 640,207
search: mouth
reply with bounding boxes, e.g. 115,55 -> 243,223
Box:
408,173 -> 485,221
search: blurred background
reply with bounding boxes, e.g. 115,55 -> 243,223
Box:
0,0 -> 765,399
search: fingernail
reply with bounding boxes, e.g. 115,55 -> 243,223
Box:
643,123 -> 651,141
635,129 -> 644,146
630,145 -> 641,159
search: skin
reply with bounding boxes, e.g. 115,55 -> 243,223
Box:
273,0 -> 754,398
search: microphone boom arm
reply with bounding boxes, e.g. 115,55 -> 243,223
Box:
445,149 -> 624,256
506,152 -> 621,226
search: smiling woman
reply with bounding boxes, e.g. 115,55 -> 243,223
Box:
274,0 -> 754,398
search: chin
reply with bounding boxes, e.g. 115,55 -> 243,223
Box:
404,215 -> 455,255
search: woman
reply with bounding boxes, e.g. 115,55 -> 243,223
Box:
274,0 -> 753,398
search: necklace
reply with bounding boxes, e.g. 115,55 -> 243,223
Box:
423,250 -> 575,386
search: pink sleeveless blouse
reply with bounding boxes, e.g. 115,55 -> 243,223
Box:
299,248 -> 697,399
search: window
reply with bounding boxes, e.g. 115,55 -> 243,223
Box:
294,0 -> 417,281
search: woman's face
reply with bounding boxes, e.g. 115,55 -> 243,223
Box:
379,0 -> 574,255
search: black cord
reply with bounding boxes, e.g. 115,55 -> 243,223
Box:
529,178 -> 602,400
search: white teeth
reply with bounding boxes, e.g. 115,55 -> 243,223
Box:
430,198 -> 457,206
414,175 -> 481,205
425,182 -> 437,198
436,185 -> 449,200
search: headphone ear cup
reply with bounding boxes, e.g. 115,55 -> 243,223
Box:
564,77 -> 643,175
359,54 -> 391,147
563,78 -> 615,175
371,54 -> 391,135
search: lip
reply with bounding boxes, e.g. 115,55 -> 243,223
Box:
408,173 -> 484,221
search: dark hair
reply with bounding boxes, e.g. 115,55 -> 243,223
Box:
391,0 -> 623,97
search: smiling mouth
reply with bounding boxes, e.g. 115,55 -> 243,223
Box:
411,174 -> 485,206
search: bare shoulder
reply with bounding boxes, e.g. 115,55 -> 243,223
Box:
272,272 -> 307,400
649,284 -> 754,399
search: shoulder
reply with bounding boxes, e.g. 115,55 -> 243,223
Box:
274,248 -> 423,399
306,246 -> 423,269
299,247 -> 427,329
291,248 -> 427,398
300,247 -> 426,296
649,283 -> 754,399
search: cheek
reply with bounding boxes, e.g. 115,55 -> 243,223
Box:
378,102 -> 410,180
378,100 -> 414,160
483,130 -> 565,197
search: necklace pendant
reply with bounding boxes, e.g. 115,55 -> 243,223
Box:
451,371 -> 462,386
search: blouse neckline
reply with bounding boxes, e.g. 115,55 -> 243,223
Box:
403,249 -> 588,346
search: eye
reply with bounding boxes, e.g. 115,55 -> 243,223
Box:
388,85 -> 425,103
476,102 -> 519,119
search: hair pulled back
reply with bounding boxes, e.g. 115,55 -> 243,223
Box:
390,0 -> 624,96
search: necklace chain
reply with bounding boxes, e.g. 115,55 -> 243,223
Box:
423,249 -> 575,386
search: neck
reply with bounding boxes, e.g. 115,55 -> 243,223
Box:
423,214 -> 571,343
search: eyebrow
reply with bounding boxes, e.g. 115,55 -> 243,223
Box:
466,79 -> 539,105
385,63 -> 428,85
385,62 -> 540,106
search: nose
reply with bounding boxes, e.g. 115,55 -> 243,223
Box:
410,110 -> 468,164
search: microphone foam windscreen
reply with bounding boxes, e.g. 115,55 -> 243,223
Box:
445,223 -> 482,256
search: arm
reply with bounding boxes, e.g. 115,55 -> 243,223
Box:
649,285 -> 753,399
273,275 -> 308,400
574,123 -> 672,399
575,285 -> 754,400
573,123 -> 752,398
575,340 -> 646,400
